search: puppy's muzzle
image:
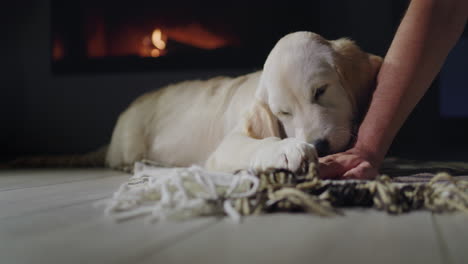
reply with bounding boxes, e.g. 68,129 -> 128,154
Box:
312,139 -> 330,157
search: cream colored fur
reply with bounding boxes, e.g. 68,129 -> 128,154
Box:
106,32 -> 382,173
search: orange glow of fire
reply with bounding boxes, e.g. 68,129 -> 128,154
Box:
151,49 -> 161,57
164,23 -> 233,50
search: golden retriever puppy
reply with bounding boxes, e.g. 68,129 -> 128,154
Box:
106,31 -> 382,173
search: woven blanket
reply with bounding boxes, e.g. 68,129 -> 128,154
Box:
100,159 -> 468,222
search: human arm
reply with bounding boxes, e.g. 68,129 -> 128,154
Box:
320,0 -> 468,179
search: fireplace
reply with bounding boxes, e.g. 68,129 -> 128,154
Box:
51,0 -> 320,74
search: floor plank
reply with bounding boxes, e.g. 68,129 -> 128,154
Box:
0,198 -> 217,264
433,213 -> 468,264
0,168 -> 124,191
144,210 -> 443,264
0,170 -> 129,219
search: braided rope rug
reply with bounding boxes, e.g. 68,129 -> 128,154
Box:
99,160 -> 468,222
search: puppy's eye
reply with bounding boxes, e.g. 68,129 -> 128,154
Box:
277,111 -> 292,116
314,84 -> 328,101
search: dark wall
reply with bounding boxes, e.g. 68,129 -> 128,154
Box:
319,0 -> 401,56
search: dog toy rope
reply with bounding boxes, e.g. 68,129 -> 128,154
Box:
101,161 -> 468,222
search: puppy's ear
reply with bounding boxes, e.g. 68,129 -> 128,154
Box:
331,38 -> 382,117
244,100 -> 281,139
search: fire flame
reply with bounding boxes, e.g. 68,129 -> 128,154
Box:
151,29 -> 166,50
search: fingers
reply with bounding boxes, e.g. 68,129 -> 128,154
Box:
318,161 -> 346,179
318,152 -> 341,164
319,154 -> 360,179
342,161 -> 378,180
318,152 -> 378,180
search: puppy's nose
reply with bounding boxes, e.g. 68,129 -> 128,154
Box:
312,139 -> 329,157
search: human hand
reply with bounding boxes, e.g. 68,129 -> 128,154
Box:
318,148 -> 381,179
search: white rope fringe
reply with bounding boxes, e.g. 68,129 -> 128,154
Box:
99,162 -> 259,222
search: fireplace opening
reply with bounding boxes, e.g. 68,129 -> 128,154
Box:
51,0 -> 320,74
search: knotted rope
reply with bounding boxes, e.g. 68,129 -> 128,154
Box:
100,161 -> 468,222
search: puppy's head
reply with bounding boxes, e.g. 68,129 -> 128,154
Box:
247,32 -> 382,156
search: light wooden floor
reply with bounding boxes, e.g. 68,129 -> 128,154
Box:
0,169 -> 466,264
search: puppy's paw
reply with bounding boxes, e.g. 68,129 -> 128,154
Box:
251,138 -> 318,173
